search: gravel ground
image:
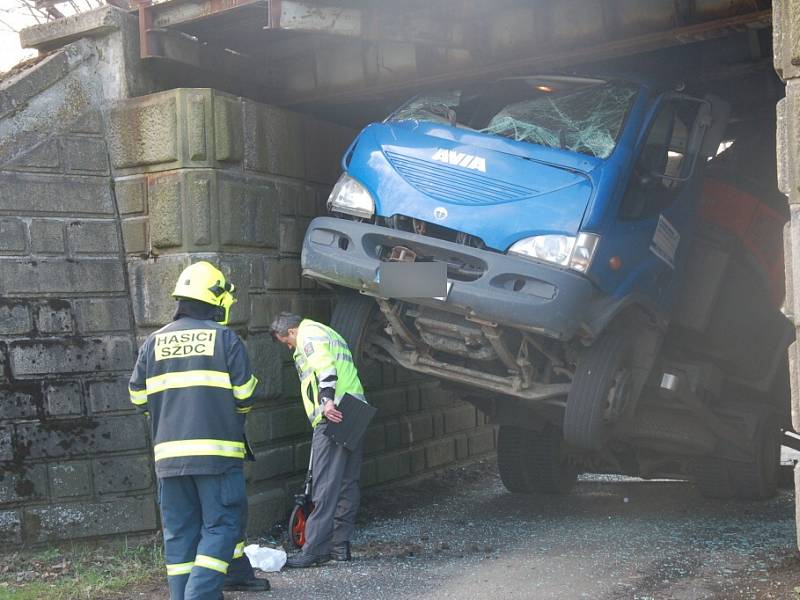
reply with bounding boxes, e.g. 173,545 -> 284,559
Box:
127,456 -> 799,600
217,456 -> 800,600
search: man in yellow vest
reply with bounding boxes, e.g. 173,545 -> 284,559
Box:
270,311 -> 367,567
129,262 -> 268,599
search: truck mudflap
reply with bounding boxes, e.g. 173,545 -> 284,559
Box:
302,216 -> 597,341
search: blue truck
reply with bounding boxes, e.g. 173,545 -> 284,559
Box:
301,75 -> 793,499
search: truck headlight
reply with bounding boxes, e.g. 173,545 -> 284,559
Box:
327,174 -> 375,219
508,233 -> 600,273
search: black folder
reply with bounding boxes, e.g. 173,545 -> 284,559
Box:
323,394 -> 377,449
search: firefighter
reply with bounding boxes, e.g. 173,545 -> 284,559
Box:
129,261 -> 268,600
269,312 -> 367,568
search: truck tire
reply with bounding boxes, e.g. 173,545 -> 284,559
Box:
330,292 -> 378,371
498,426 -> 577,495
691,457 -> 734,499
563,329 -> 633,451
728,416 -> 780,500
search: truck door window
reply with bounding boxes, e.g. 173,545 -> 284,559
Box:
620,100 -> 690,220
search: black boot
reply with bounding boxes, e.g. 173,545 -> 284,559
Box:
285,552 -> 330,568
224,577 -> 271,591
330,542 -> 351,562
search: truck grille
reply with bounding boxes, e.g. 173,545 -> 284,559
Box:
385,151 -> 535,206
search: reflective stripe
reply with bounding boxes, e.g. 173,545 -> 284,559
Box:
195,554 -> 228,574
232,375 -> 258,400
154,439 -> 245,461
298,367 -> 314,381
233,541 -> 245,559
129,387 -> 148,405
318,380 -> 336,390
146,370 -> 232,395
236,406 -> 252,414
334,353 -> 353,363
309,404 -> 324,425
317,368 -> 337,379
166,562 -> 194,576
302,335 -> 330,342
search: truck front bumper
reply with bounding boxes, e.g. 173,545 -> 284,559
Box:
302,217 -> 598,340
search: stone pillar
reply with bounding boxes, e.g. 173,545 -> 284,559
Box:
774,0 -> 800,547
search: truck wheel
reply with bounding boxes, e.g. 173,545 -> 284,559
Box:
497,425 -> 577,495
728,416 -> 780,500
563,329 -> 633,451
330,292 -> 378,370
691,457 -> 734,499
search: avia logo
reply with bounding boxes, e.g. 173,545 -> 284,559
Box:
431,148 -> 486,173
433,207 -> 448,220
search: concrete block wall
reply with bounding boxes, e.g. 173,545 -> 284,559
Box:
774,0 -> 800,547
0,107 -> 157,545
105,88 -> 497,535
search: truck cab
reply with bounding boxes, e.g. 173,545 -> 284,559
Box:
301,75 -> 791,500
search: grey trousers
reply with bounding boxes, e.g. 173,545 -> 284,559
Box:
302,422 -> 364,556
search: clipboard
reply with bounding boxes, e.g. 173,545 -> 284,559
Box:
322,393 -> 377,449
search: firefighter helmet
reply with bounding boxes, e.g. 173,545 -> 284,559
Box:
172,261 -> 236,324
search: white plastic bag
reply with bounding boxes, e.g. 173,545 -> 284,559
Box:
243,544 -> 287,572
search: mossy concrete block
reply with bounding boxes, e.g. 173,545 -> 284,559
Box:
9,336 -> 134,378
0,219 -> 27,254
107,89 -> 243,174
219,175 -> 279,249
73,298 -> 133,333
148,173 -> 183,250
0,390 -> 37,420
37,304 -> 74,334
67,220 -> 120,254
443,404 -> 478,434
250,446 -> 294,482
94,455 -> 153,495
107,91 -> 179,170
30,220 -> 65,254
0,511 -> 22,546
15,415 -> 148,459
468,427 -> 496,456
243,101 -> 304,179
774,0 -> 800,81
375,451 -> 411,483
246,486 -> 286,535
128,256 -> 190,327
63,136 -> 109,174
115,176 -> 147,215
425,437 -> 456,468
0,303 -> 32,335
88,379 -> 133,414
245,334 -> 282,400
49,461 -> 93,499
24,495 -> 157,543
0,172 -> 114,215
0,259 -> 125,295
45,382 -> 83,416
0,466 -> 47,503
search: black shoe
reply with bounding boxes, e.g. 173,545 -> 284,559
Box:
285,552 -> 330,569
330,542 -> 351,562
224,577 -> 271,591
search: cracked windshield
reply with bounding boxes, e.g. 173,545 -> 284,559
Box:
389,78 -> 639,159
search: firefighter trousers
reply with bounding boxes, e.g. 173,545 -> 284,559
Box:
302,422 -> 364,556
159,467 -> 245,600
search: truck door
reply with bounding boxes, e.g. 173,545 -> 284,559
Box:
600,95 -> 703,317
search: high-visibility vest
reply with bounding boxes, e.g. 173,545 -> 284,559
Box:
293,319 -> 365,428
128,317 -> 258,477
